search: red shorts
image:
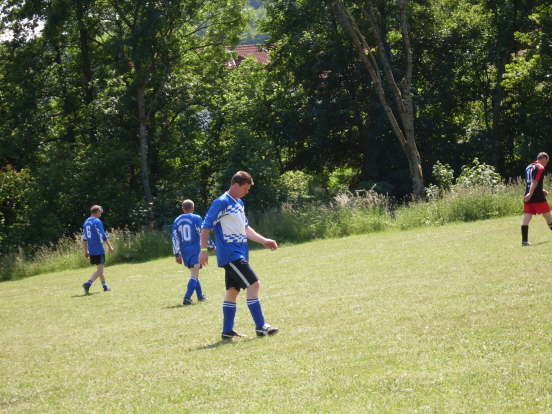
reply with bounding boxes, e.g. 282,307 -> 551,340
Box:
524,202 -> 551,214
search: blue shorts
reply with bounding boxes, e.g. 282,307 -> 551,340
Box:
181,252 -> 199,268
90,254 -> 105,265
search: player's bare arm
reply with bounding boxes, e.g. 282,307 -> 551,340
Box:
245,226 -> 278,250
199,229 -> 211,265
83,240 -> 89,258
524,180 -> 539,202
105,240 -> 114,252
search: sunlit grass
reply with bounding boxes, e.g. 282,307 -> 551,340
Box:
1,215 -> 551,413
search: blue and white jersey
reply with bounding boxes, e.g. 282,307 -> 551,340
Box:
82,217 -> 108,256
172,213 -> 202,258
202,192 -> 249,267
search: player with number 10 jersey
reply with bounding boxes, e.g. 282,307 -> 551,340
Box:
172,212 -> 203,267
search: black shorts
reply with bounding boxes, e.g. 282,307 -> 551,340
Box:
224,259 -> 258,291
90,254 -> 105,265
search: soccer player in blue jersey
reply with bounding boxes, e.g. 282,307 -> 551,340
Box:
200,170 -> 279,340
81,205 -> 114,295
172,199 -> 207,305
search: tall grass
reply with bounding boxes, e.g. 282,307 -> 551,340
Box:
0,229 -> 171,282
253,181 -> 524,243
252,190 -> 392,243
394,181 -> 523,230
0,179 -> 528,282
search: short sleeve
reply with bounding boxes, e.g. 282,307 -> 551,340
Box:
202,199 -> 224,230
535,164 -> 545,181
98,221 -> 108,241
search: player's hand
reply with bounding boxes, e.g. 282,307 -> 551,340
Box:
84,252 -> 90,258
544,190 -> 548,196
263,239 -> 278,250
524,193 -> 532,202
108,245 -> 114,253
199,251 -> 209,266
175,256 -> 182,264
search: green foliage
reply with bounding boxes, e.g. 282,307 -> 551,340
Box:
455,158 -> 503,189
432,161 -> 455,192
327,167 -> 357,194
277,170 -> 314,204
0,168 -> 34,253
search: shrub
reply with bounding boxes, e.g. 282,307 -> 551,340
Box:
455,158 -> 503,190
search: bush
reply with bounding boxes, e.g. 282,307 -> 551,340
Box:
277,170 -> 314,204
455,158 -> 503,190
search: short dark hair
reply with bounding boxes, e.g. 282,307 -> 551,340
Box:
90,205 -> 103,214
231,171 -> 254,186
182,199 -> 194,211
537,152 -> 549,161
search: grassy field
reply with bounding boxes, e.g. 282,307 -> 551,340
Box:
1,215 -> 551,413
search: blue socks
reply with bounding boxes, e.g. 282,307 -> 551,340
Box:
84,280 -> 93,287
195,279 -> 205,300
247,298 -> 265,329
184,278 -> 198,300
222,301 -> 237,333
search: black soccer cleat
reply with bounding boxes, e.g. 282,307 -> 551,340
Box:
221,330 -> 246,340
198,296 -> 208,302
183,297 -> 194,305
522,241 -> 532,246
82,283 -> 90,295
255,324 -> 279,337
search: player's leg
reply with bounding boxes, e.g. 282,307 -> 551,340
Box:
542,211 -> 552,230
182,253 -> 202,304
82,256 -> 101,294
221,287 -> 241,339
95,255 -> 110,291
191,264 -> 206,301
182,264 -> 198,305
521,212 -> 533,246
226,259 -> 278,337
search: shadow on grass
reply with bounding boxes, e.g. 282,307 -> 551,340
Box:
70,292 -> 100,298
164,304 -> 189,309
164,300 -> 209,310
191,337 -> 257,351
529,240 -> 550,246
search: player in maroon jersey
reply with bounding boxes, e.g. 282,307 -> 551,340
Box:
521,152 -> 552,246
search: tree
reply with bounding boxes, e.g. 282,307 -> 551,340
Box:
327,0 -> 424,198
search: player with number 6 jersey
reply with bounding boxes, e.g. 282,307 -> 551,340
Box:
81,205 -> 114,294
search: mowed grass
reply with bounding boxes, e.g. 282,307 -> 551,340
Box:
1,215 -> 551,413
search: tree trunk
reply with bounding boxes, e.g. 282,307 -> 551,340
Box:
136,81 -> 153,204
328,0 -> 425,198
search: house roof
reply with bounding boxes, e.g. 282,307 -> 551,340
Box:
226,44 -> 269,67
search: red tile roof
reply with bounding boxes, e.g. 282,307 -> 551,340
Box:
226,45 -> 269,67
